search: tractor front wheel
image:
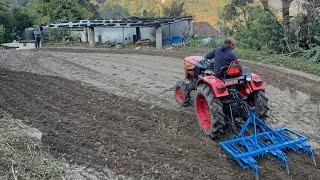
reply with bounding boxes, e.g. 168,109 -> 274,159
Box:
194,84 -> 225,139
175,80 -> 191,107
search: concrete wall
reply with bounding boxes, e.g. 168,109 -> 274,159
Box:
93,27 -> 136,44
79,20 -> 191,44
140,27 -> 156,42
161,20 -> 190,40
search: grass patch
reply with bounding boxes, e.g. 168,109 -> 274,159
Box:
0,115 -> 65,180
236,49 -> 320,76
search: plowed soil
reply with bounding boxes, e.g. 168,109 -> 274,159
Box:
0,49 -> 319,179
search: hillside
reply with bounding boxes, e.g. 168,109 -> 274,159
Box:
183,0 -> 227,26
96,0 -> 228,25
95,0 -> 300,25
6,0 -> 300,25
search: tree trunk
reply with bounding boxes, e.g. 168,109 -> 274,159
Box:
281,0 -> 293,52
260,0 -> 269,11
281,0 -> 293,29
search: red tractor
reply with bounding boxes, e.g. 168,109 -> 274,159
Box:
175,56 -> 269,138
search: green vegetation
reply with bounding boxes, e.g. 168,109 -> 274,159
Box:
236,49 -> 320,76
0,115 -> 66,179
213,0 -> 320,75
0,0 -> 97,42
28,0 -> 97,24
99,2 -> 130,18
0,0 -> 33,42
219,0 -> 320,54
163,0 -> 186,17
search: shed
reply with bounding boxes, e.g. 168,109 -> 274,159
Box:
47,16 -> 194,48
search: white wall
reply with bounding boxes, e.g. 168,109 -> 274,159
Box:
93,27 -> 136,44
79,20 -> 192,44
140,27 -> 156,42
162,20 -> 190,40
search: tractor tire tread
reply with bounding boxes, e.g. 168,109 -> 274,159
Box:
255,90 -> 269,119
175,80 -> 191,107
195,83 -> 226,139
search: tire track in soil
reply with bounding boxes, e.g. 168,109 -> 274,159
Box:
46,47 -> 320,103
0,69 -> 319,180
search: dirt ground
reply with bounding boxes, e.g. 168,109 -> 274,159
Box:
0,49 -> 319,179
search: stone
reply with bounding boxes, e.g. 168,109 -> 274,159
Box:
20,127 -> 42,142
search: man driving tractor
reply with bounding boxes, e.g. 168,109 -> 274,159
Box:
204,37 -> 240,77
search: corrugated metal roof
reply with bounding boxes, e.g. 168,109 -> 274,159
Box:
48,16 -> 194,29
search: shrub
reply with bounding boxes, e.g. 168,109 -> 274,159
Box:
163,0 -> 186,17
44,28 -> 71,43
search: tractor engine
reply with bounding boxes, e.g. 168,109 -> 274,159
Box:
184,56 -> 213,80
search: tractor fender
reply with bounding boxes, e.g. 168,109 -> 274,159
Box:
246,73 -> 265,94
197,76 -> 229,98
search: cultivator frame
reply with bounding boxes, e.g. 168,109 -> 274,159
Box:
220,109 -> 317,180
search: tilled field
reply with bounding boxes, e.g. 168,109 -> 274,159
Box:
0,49 -> 320,179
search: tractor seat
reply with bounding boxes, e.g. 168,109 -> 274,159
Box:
219,61 -> 242,79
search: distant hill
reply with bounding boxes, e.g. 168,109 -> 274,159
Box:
94,0 -> 300,25
9,0 -> 300,25
94,0 -> 228,25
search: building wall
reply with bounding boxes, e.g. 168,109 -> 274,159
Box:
79,20 -> 192,44
161,20 -> 190,40
93,27 -> 136,44
140,27 -> 156,41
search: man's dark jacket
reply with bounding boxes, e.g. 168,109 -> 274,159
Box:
205,45 -> 238,76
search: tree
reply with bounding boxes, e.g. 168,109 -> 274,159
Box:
281,0 -> 293,28
11,7 -> 33,40
220,1 -> 284,52
236,0 -> 254,27
0,4 -> 33,41
99,3 -> 130,18
292,0 -> 320,49
260,0 -> 269,11
29,0 -> 97,24
0,0 -> 12,42
163,0 -> 186,17
281,0 -> 294,51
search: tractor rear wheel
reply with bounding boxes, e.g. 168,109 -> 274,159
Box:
253,90 -> 269,120
194,84 -> 225,139
175,80 -> 191,107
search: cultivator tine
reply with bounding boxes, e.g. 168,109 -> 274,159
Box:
270,150 -> 290,174
242,157 -> 259,180
295,143 -> 317,166
312,154 -> 317,167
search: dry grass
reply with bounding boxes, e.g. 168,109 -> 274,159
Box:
0,114 -> 65,180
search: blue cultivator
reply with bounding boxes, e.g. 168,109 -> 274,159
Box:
220,108 -> 317,180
